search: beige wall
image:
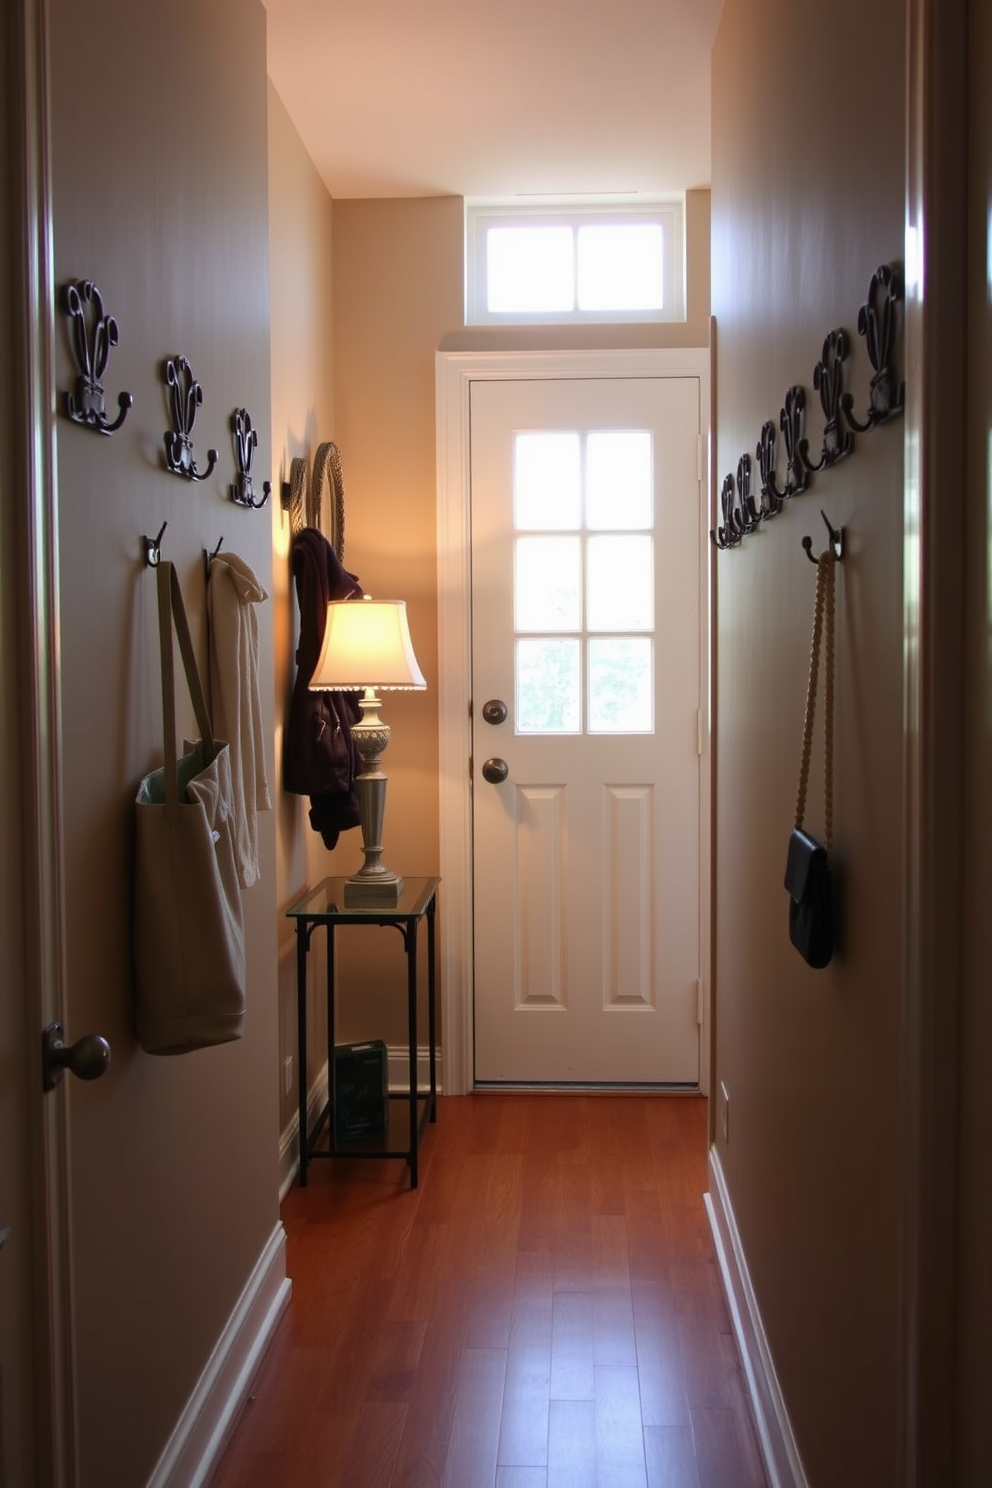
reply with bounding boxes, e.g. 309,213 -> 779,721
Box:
711,1 -> 905,1484
267,79 -> 339,1138
958,0 -> 992,1475
46,3 -> 279,1484
327,196 -> 461,1044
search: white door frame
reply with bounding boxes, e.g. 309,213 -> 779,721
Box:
435,347 -> 712,1097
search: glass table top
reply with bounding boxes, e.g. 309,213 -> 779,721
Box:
286,876 -> 440,922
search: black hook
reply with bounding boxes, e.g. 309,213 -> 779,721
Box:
144,521 -> 167,568
204,536 -> 224,583
802,509 -> 844,565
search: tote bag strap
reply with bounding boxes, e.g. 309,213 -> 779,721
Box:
156,561 -> 217,807
794,550 -> 836,852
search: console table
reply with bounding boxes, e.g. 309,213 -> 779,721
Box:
286,876 -> 439,1189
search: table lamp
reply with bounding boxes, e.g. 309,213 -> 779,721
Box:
309,595 -> 426,904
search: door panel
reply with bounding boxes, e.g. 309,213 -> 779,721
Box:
471,376 -> 701,1084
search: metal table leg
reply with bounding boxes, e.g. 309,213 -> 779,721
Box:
407,916 -> 419,1188
427,894 -> 437,1123
296,920 -> 310,1186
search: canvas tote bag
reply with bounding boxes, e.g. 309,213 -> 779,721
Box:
134,561 -> 246,1053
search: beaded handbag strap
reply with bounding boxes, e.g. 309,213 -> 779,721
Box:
794,550 -> 836,853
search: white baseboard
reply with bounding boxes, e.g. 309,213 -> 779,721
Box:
278,1046 -> 442,1200
145,1223 -> 291,1488
279,1060 -> 329,1200
387,1042 -> 442,1095
704,1148 -> 809,1488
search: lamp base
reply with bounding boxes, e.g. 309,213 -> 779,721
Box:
343,872 -> 405,907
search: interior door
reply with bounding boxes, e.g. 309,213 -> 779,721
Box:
471,376 -> 702,1085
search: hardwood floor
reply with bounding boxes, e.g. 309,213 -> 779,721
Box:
211,1095 -> 766,1488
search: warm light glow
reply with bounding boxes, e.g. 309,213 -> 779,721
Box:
309,597 -> 426,691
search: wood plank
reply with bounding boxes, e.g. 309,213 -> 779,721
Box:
509,1250 -> 555,1351
633,1287 -> 691,1429
328,1402 -> 407,1488
592,1285 -> 638,1367
365,1319 -> 426,1403
550,1290 -> 596,1400
690,1405 -> 767,1488
594,1364 -> 648,1488
548,1399 -> 596,1488
643,1425 -> 701,1488
497,1339 -> 552,1468
441,1346 -> 508,1488
497,1468 -> 549,1488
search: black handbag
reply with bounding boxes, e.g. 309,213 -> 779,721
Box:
784,549 -> 836,968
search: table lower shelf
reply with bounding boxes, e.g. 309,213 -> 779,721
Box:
304,1090 -> 436,1166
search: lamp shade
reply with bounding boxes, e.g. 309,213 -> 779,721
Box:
309,597 -> 426,691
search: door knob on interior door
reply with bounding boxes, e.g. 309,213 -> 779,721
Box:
482,757 -> 509,784
481,699 -> 508,725
42,1022 -> 111,1093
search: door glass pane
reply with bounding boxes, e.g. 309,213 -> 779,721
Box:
588,638 -> 653,733
517,638 -> 581,733
514,432 -> 581,529
576,224 -> 664,311
586,430 -> 653,529
488,226 -> 574,312
515,536 -> 581,631
587,535 -> 653,631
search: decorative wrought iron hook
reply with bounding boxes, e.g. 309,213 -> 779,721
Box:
162,356 -> 218,481
229,407 -> 271,508
780,385 -> 810,497
841,263 -> 905,432
62,279 -> 133,435
798,329 -> 853,473
801,510 -> 844,565
710,472 -> 742,550
755,421 -> 786,516
735,453 -> 761,536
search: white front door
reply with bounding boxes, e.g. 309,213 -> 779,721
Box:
470,375 -> 702,1084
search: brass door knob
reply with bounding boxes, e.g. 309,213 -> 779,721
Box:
482,757 -> 509,784
482,699 -> 508,725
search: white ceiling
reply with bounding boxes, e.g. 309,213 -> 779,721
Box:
263,0 -> 725,200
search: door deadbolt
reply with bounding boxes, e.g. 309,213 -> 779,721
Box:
482,757 -> 509,784
482,699 -> 508,726
42,1023 -> 111,1093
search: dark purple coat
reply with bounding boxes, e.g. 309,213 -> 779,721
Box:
284,527 -> 363,848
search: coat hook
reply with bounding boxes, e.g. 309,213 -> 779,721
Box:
204,535 -> 224,582
162,355 -> 218,482
802,510 -> 844,565
229,408 -> 271,508
144,521 -> 168,568
61,279 -> 134,435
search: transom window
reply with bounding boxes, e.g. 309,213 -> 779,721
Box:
466,199 -> 685,326
513,429 -> 655,735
